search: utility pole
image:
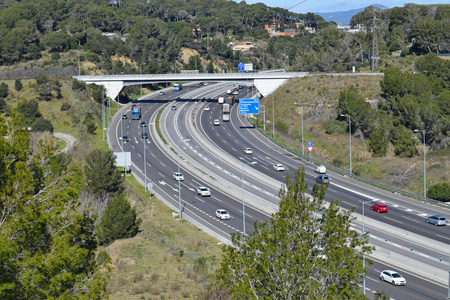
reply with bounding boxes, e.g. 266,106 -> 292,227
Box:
371,4 -> 379,71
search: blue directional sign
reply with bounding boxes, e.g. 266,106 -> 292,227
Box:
308,142 -> 313,147
238,62 -> 244,72
239,98 -> 260,114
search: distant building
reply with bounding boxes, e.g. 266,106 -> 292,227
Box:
102,32 -> 127,41
228,42 -> 255,52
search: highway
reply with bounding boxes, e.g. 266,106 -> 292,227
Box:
108,82 -> 450,299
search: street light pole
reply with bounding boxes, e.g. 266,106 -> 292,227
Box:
177,139 -> 190,219
361,199 -> 374,296
301,106 -> 304,155
414,129 -> 426,199
272,94 -> 275,139
340,114 -> 352,174
142,134 -> 147,191
262,105 -> 265,131
242,161 -> 257,235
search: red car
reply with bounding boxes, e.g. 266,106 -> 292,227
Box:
370,203 -> 388,213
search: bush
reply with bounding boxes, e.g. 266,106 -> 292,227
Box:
275,120 -> 289,132
60,102 -> 72,111
0,98 -> 6,113
97,197 -> 142,245
72,80 -> 86,91
86,120 -> 97,134
32,118 -> 54,132
427,182 -> 450,202
0,82 -> 9,98
15,78 -> 23,91
368,129 -> 389,157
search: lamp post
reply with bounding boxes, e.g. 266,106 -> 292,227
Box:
139,62 -> 145,97
142,131 -> 147,191
414,129 -> 426,199
177,139 -> 190,219
262,105 -> 266,131
217,51 -> 221,73
272,94 -> 275,139
340,114 -> 352,174
242,161 -> 257,235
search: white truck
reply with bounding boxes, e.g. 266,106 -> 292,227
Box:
222,103 -> 230,122
218,96 -> 224,104
226,89 -> 232,95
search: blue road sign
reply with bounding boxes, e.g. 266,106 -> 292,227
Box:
308,141 -> 313,147
239,98 -> 260,114
238,62 -> 244,72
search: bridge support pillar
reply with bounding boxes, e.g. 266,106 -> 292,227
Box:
85,80 -> 124,101
254,79 -> 287,97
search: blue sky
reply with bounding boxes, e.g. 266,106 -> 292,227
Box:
234,1 -> 450,13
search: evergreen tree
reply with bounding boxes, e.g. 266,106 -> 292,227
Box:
97,197 -> 142,245
15,78 -> 23,91
216,168 -> 371,299
368,129 -> 389,157
0,113 -> 108,299
427,182 -> 450,202
85,149 -> 124,198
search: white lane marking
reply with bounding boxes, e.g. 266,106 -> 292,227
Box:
192,179 -> 202,186
384,216 -> 403,224
151,153 -> 155,157
138,153 -> 141,157
160,162 -> 166,167
158,172 -> 165,177
260,164 -> 269,170
366,277 -> 379,283
235,140 -> 239,143
400,215 -> 421,223
437,234 -> 450,240
232,147 -> 237,152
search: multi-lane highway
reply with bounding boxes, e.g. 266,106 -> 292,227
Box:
108,82 -> 449,299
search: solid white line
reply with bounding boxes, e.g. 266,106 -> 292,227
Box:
384,216 -> 403,224
437,234 -> 450,240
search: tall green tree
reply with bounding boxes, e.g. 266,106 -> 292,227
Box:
0,113 -> 108,299
97,197 -> 142,245
216,168 -> 371,299
85,148 -> 124,198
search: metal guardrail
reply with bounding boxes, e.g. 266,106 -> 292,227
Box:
249,120 -> 449,209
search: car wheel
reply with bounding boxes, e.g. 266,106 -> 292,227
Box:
434,222 -> 437,226
391,280 -> 395,285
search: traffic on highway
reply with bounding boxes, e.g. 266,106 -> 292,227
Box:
108,81 -> 449,299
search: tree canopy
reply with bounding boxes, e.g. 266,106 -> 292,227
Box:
216,168 -> 371,299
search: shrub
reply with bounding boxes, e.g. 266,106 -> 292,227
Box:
86,120 -> 97,134
32,118 -> 54,132
368,129 -> 389,157
60,102 -> 72,111
0,82 -> 9,98
72,80 -> 86,91
275,120 -> 289,132
97,197 -> 142,245
15,78 -> 23,91
427,182 -> 450,202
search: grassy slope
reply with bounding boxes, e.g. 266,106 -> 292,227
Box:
260,74 -> 449,197
1,73 -> 223,299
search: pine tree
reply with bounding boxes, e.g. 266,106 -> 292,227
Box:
85,148 -> 124,198
217,167 -> 372,299
97,197 -> 142,245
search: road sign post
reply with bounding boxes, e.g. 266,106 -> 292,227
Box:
307,142 -> 313,158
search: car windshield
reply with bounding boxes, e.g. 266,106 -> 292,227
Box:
391,273 -> 402,278
220,211 -> 227,214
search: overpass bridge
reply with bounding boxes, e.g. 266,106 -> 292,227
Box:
73,72 -> 382,100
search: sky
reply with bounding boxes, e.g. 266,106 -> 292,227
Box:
234,0 -> 450,13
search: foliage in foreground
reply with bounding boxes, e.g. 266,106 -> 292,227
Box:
427,182 -> 450,202
0,113 -> 108,299
216,168 -> 371,299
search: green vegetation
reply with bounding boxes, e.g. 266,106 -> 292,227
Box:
427,182 -> 450,202
215,168 -> 371,298
97,197 -> 142,246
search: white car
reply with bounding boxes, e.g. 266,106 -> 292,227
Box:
213,119 -> 220,126
314,164 -> 327,174
172,172 -> 184,181
204,106 -> 210,111
197,186 -> 211,197
159,91 -> 164,95
244,148 -> 252,154
216,209 -> 230,220
273,164 -> 285,171
379,270 -> 406,286
232,90 -> 239,95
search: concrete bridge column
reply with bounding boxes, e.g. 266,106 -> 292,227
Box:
100,80 -> 124,100
253,79 -> 288,97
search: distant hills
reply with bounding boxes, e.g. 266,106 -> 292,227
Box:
315,4 -> 388,25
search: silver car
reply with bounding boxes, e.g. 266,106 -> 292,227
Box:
197,187 -> 211,197
425,215 -> 447,226
216,209 -> 230,220
172,172 -> 184,181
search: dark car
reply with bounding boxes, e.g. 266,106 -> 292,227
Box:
140,121 -> 146,127
171,105 -> 177,110
141,132 -> 148,139
122,114 -> 127,119
316,175 -> 330,184
122,136 -> 130,143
